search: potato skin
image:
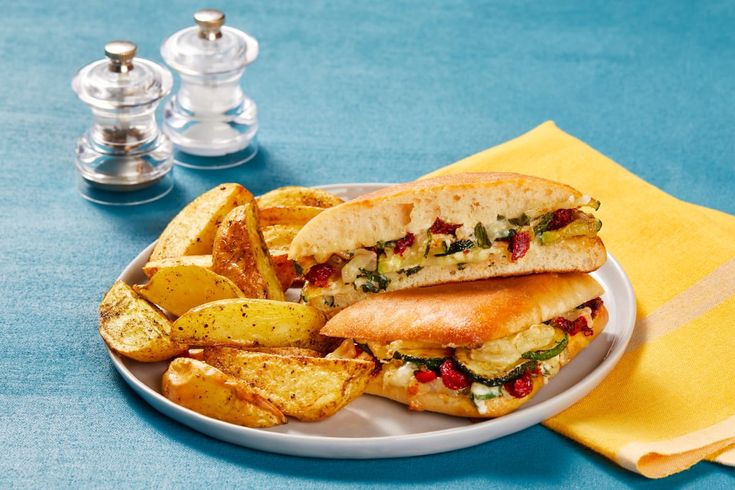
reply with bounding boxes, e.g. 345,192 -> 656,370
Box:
203,347 -> 373,421
162,358 -> 286,428
171,298 -> 330,352
143,255 -> 212,279
256,186 -> 344,209
259,206 -> 324,227
150,184 -> 252,261
212,204 -> 285,301
134,265 -> 244,317
99,281 -> 187,362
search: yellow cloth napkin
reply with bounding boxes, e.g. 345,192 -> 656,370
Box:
423,122 -> 735,478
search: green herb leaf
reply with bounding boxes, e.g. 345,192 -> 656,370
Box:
508,213 -> 530,226
457,263 -> 466,271
360,282 -> 380,293
474,222 -> 491,248
533,213 -> 553,236
424,230 -> 432,258
358,268 -> 391,292
292,260 -> 304,276
434,239 -> 475,257
397,265 -> 423,276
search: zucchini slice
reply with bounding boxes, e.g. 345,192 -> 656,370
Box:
522,330 -> 568,361
393,347 -> 452,371
454,348 -> 537,386
540,217 -> 602,245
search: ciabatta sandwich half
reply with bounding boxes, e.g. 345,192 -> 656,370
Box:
289,172 -> 606,314
322,273 -> 608,418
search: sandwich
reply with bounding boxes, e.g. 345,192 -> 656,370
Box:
322,273 -> 608,418
289,172 -> 605,314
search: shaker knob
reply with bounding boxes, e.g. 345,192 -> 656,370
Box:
195,9 -> 225,40
105,40 -> 137,73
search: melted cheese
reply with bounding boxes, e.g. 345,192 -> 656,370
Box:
385,362 -> 418,387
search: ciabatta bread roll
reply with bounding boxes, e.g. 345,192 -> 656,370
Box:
290,173 -> 606,314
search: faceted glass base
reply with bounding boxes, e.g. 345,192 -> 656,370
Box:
77,172 -> 174,206
173,139 -> 258,170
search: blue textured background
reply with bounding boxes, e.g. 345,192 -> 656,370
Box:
2,0 -> 734,487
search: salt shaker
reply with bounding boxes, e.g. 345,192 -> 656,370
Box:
161,9 -> 259,169
72,41 -> 174,205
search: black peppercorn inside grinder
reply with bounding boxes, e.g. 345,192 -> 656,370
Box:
72,41 -> 174,205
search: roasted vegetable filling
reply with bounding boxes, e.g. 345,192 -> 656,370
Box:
301,203 -> 601,297
352,298 -> 603,412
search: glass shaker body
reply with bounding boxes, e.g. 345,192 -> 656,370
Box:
161,14 -> 259,169
72,44 -> 174,205
163,68 -> 257,160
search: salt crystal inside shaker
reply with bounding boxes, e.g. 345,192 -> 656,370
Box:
161,9 -> 259,169
72,41 -> 174,205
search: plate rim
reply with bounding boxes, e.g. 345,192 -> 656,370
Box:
108,182 -> 637,458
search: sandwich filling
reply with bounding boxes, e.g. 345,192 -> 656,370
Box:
329,297 -> 604,414
300,202 -> 601,304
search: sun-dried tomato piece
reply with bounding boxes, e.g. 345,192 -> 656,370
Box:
304,263 -> 335,288
581,297 -> 604,318
552,315 -> 593,336
439,359 -> 471,390
552,317 -> 572,332
548,209 -> 575,231
509,231 -> 531,261
429,217 -> 462,236
392,232 -> 415,256
414,369 -> 437,383
504,370 -> 533,398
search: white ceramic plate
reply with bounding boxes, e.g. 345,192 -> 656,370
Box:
110,183 -> 636,459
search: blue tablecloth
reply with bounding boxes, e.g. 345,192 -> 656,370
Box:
2,1 -> 733,487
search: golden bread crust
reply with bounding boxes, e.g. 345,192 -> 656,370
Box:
321,272 -> 604,345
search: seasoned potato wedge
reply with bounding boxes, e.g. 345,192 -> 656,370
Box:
133,265 -> 244,317
259,205 -> 323,227
162,358 -> 286,428
246,346 -> 323,357
203,347 -> 374,421
212,204 -> 285,301
143,255 -> 212,278
256,186 -> 343,209
171,298 -> 329,351
261,224 -> 302,252
150,183 -> 252,261
99,281 -> 186,362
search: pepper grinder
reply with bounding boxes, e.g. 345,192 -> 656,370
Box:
72,41 -> 174,205
161,9 -> 259,169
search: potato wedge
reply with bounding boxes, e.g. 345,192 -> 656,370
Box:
241,346 -> 323,357
143,255 -> 212,278
212,204 -> 285,301
261,224 -> 302,252
99,281 -> 186,362
162,358 -> 286,428
133,265 -> 244,317
259,205 -> 323,227
256,186 -> 343,209
171,298 -> 329,351
203,347 -> 374,421
150,183 -> 252,261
